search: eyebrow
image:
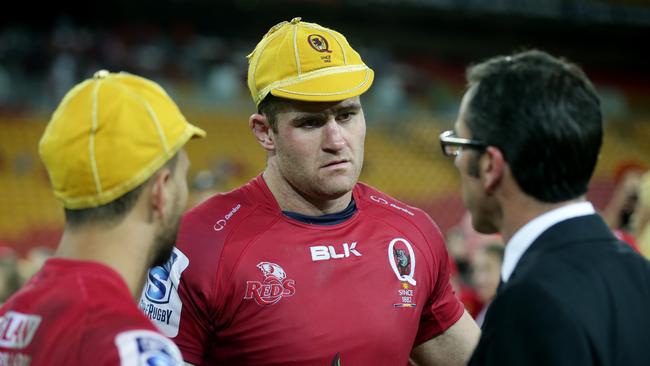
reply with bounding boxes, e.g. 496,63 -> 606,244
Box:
335,102 -> 361,111
291,102 -> 362,122
291,113 -> 325,125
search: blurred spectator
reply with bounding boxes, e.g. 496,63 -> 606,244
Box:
633,172 -> 650,259
17,245 -> 55,283
602,160 -> 646,252
448,257 -> 483,318
0,246 -> 21,304
470,242 -> 504,327
187,156 -> 242,208
188,169 -> 219,208
205,62 -> 242,105
446,211 -> 501,282
0,65 -> 10,104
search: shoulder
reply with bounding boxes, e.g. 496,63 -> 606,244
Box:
354,182 -> 444,242
486,278 -> 578,334
474,279 -> 592,366
355,183 -> 431,222
80,278 -> 184,364
182,183 -> 253,233
140,179 -> 283,325
176,182 -> 267,261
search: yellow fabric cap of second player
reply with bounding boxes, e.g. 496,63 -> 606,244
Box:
39,70 -> 206,209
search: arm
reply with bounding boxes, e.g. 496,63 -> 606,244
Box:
410,310 -> 480,366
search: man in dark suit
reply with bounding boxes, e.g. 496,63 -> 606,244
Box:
439,49 -> 650,365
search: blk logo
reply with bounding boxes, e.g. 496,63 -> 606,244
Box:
310,242 -> 361,261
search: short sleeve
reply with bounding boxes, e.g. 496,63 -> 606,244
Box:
113,329 -> 184,366
413,217 -> 464,345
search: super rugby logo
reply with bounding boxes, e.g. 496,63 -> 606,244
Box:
244,262 -> 296,306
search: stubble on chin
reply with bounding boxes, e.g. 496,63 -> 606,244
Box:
150,206 -> 182,268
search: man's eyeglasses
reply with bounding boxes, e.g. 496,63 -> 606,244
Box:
439,130 -> 487,157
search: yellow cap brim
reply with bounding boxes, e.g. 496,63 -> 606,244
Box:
188,123 -> 206,139
269,68 -> 374,103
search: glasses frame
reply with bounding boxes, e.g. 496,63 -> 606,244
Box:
439,130 -> 487,157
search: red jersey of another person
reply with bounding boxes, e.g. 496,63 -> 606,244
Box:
0,258 -> 183,366
140,176 -> 463,365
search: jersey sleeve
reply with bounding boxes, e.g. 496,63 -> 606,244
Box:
81,275 -> 185,366
83,327 -> 184,366
413,213 -> 465,345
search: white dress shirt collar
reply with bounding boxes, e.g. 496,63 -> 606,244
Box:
501,201 -> 596,282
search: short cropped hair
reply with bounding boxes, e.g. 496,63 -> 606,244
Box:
257,95 -> 292,132
64,154 -> 179,228
465,49 -> 603,203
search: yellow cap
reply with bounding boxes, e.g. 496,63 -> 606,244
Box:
247,17 -> 374,106
39,70 -> 206,209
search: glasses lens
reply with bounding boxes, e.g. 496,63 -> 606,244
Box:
444,144 -> 461,156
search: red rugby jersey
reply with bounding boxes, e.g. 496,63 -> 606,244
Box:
139,175 -> 463,365
0,258 -> 183,366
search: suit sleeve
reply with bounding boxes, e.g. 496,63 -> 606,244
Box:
469,281 -> 592,366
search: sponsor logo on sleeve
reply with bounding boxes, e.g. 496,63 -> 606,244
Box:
139,248 -> 189,337
115,329 -> 183,366
213,203 -> 241,231
0,311 -> 41,349
243,262 -> 296,306
369,195 -> 414,216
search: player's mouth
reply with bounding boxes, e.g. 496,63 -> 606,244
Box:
321,159 -> 350,169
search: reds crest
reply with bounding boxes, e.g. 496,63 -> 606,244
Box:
244,262 -> 296,306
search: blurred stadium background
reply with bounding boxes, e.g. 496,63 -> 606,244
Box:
1,0 -> 649,258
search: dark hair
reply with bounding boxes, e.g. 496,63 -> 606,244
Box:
257,95 -> 292,132
64,154 -> 179,228
465,49 -> 602,203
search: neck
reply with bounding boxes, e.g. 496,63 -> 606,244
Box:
55,220 -> 156,298
262,168 -> 353,216
499,195 -> 585,243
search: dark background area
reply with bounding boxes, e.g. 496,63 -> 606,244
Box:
5,0 -> 650,75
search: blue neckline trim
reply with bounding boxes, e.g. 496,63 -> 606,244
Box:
282,199 -> 357,226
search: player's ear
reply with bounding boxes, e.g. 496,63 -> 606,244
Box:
249,113 -> 275,151
150,168 -> 172,220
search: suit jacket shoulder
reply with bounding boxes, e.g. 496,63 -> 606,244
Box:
471,214 -> 650,366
